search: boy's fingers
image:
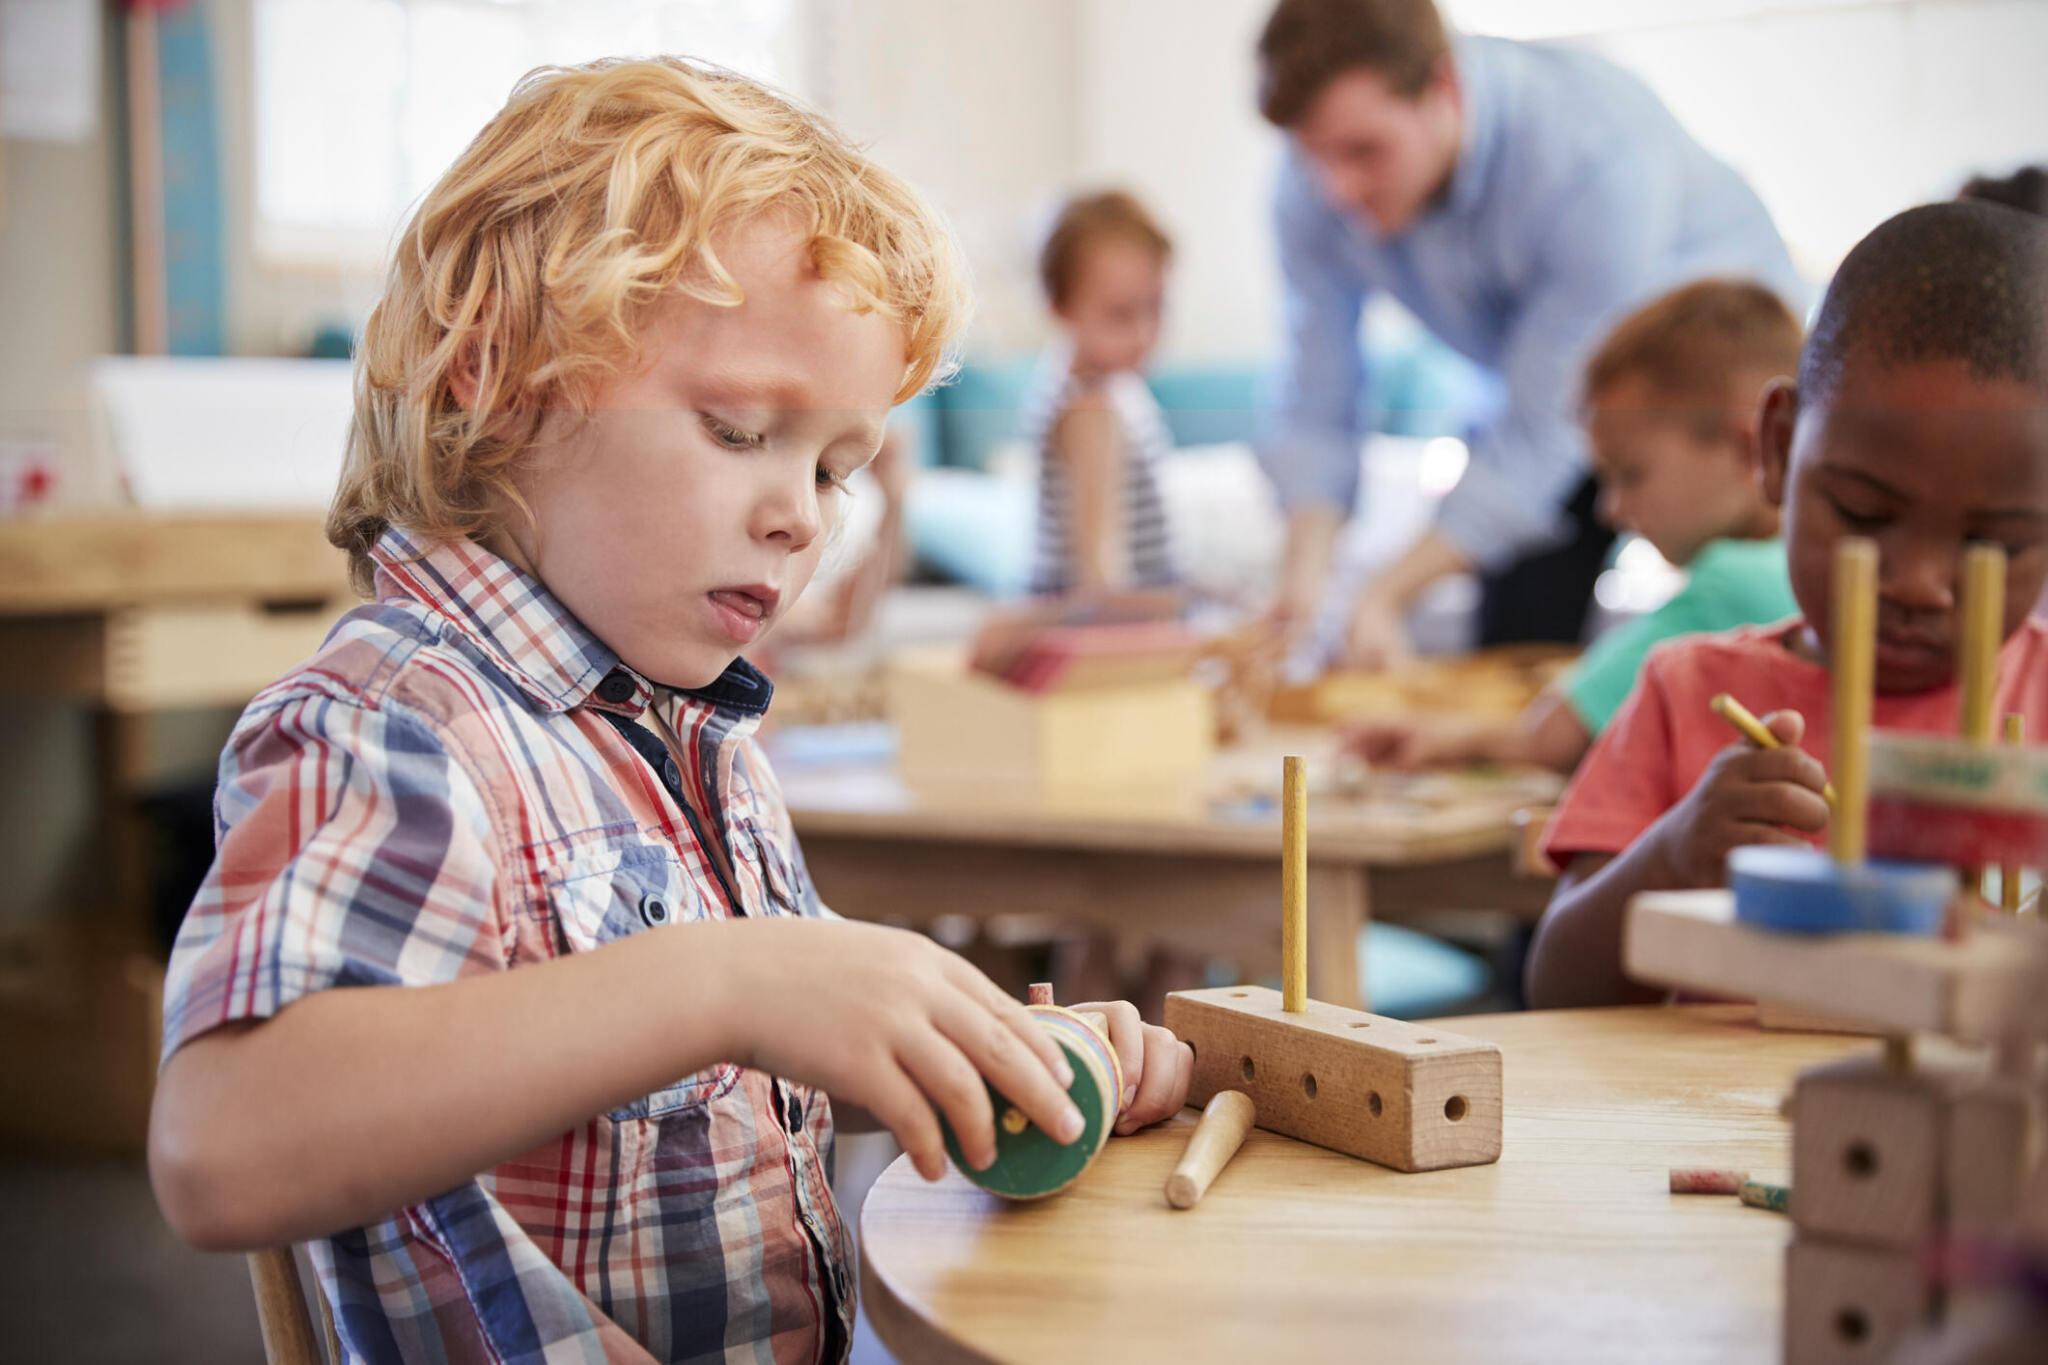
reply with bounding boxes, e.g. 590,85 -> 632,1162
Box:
1070,1001 -> 1145,1110
1734,745 -> 1830,793
933,990 -> 1085,1148
1740,780 -> 1832,832
1117,1032 -> 1193,1134
1762,709 -> 1806,746
896,1030 -> 1001,1171
957,968 -> 1075,1090
865,1069 -> 948,1181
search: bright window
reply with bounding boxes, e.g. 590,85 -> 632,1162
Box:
251,0 -> 811,265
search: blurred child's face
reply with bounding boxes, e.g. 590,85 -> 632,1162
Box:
489,220 -> 905,688
1291,65 -> 1460,235
1055,237 -> 1166,376
1760,354 -> 2048,694
1586,374 -> 1769,568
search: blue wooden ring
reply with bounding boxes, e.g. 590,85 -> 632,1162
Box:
1730,845 -> 1954,935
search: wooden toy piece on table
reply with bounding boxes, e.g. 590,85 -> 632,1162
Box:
887,642 -> 1213,793
1625,539 -> 2048,1365
940,982 -> 1126,1200
1164,1090 -> 1255,1209
1267,643 -> 1575,726
1164,755 -> 1504,1175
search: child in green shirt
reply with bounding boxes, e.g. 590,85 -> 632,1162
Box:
1353,279 -> 1802,773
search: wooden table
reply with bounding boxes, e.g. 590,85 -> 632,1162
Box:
779,740 -> 1558,1011
860,1004 -> 1865,1364
0,515 -> 350,932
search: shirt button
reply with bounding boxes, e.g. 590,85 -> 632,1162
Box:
639,894 -> 670,926
595,669 -> 637,704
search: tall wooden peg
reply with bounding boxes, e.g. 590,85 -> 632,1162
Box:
1830,538 -> 1878,865
1165,1090 -> 1256,1209
1959,545 -> 2005,896
1282,755 -> 1307,1013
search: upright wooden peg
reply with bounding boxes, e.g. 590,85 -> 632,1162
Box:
1830,537 -> 1878,866
1282,754 -> 1307,1013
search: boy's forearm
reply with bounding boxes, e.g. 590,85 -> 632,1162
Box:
152,919 -> 747,1251
1525,832 -> 1682,1010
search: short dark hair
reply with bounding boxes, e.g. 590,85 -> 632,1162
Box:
1959,165 -> 2048,218
1799,200 -> 2048,402
1256,0 -> 1450,128
1038,190 -> 1172,307
1583,278 -> 1803,417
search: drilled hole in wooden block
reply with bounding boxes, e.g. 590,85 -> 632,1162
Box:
1229,991 -> 1248,998
1348,1021 -> 1370,1029
1843,1140 -> 1879,1179
1417,1037 -> 1436,1045
1302,1073 -> 1318,1100
1444,1095 -> 1467,1122
1367,1091 -> 1382,1118
1240,1056 -> 1256,1082
1833,1308 -> 1870,1344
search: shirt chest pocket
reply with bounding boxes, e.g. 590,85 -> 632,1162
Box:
534,836 -> 739,1118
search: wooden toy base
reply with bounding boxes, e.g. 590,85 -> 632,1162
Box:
1625,889 -> 2048,1043
1163,985 -> 1501,1172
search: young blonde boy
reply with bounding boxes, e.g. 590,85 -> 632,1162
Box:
149,60 -> 1190,1363
1527,202 -> 2048,1009
1024,190 -> 1179,598
1353,279 -> 1801,774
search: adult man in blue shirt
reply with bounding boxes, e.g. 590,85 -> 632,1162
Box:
1255,0 -> 1801,664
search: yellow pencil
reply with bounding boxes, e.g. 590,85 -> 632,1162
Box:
1710,692 -> 1838,811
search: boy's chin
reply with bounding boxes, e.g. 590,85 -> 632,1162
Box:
618,641 -> 741,693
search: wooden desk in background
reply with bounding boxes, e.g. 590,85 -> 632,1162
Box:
860,1004 -> 1863,1364
778,738 -> 1558,1011
0,515 -> 350,933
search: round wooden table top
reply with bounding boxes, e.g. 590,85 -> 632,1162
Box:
859,1005 -> 1866,1364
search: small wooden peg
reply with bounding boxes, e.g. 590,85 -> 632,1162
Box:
1282,755 -> 1307,1013
2001,714 -> 2025,912
1166,1090 -> 1256,1209
1028,982 -> 1055,1006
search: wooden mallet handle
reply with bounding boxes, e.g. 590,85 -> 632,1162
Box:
1166,1090 -> 1256,1209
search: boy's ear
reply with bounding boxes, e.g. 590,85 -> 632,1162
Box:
448,339 -> 485,411
1756,378 -> 1797,507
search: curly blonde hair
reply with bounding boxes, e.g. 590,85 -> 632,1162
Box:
330,57 -> 969,594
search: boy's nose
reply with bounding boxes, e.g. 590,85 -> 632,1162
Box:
756,476 -> 823,550
1882,542 -> 1958,614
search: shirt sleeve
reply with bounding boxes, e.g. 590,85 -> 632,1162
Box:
161,691 -> 510,1061
1437,157 -> 1684,569
1254,152 -> 1370,516
1543,643 -> 1684,863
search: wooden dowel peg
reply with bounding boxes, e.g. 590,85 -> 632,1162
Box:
1830,539 -> 1878,866
1959,546 -> 2005,896
1166,1090 -> 1256,1209
2001,714 -> 2025,912
1282,755 -> 1307,1013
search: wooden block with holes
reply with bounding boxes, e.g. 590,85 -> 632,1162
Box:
1791,1056 -> 1956,1247
1784,1236 -> 1934,1365
1945,1076 -> 2038,1238
1162,985 -> 1501,1173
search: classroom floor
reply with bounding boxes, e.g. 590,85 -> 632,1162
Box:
0,1140 -> 908,1364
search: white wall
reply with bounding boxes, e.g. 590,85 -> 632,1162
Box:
1072,0 -> 1285,364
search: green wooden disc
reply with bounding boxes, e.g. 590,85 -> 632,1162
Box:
940,1034 -> 1114,1200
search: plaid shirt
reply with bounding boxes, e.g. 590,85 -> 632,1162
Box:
162,529 -> 853,1364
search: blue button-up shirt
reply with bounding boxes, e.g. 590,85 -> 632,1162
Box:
1259,34 -> 1803,569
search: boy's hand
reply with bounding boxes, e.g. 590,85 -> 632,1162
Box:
713,920 -> 1084,1182
1652,709 -> 1830,887
1346,713 -> 1489,770
1062,999 -> 1194,1135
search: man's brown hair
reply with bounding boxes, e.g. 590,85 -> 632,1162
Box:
1583,279 -> 1804,425
1256,0 -> 1451,128
1038,190 -> 1172,308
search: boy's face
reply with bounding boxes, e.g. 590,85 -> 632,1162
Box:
1760,353 -> 2048,694
490,220 -> 906,688
1055,237 -> 1167,377
1291,64 -> 1461,235
1586,374 -> 1766,568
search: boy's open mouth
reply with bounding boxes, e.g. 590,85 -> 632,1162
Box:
708,586 -> 779,620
